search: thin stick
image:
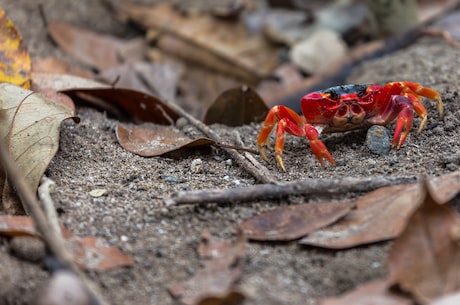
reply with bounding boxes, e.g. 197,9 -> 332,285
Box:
0,143 -> 111,305
38,176 -> 62,238
167,175 -> 418,205
164,100 -> 279,184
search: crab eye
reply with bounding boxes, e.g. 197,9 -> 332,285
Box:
357,86 -> 367,97
328,90 -> 340,100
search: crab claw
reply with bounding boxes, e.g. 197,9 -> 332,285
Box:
305,125 -> 335,167
391,97 -> 414,149
309,140 -> 335,167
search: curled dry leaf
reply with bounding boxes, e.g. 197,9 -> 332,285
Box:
388,179 -> 460,304
169,232 -> 246,305
0,83 -> 76,214
204,86 -> 268,126
240,201 -> 354,241
62,88 -> 179,125
0,9 -> 31,89
116,123 -> 215,157
319,279 -> 412,305
0,215 -> 134,271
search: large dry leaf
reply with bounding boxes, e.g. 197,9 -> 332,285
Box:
0,9 -> 31,89
169,232 -> 246,305
299,183 -> 423,249
0,83 -> 75,214
388,180 -> 460,304
0,215 -> 133,271
119,2 -> 279,82
319,279 -> 412,305
116,123 -> 215,157
204,86 -> 268,126
299,172 -> 460,249
240,201 -> 353,241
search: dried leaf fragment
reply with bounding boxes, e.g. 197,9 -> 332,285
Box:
299,183 -> 423,249
0,215 -> 134,271
116,123 -> 215,157
388,180 -> 460,304
319,279 -> 412,305
47,21 -> 123,71
240,201 -> 353,241
169,232 -> 246,305
62,88 -> 179,125
204,86 -> 268,126
0,9 -> 31,88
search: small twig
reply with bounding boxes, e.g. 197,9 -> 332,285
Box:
0,141 -> 111,305
38,176 -> 62,238
167,175 -> 418,205
164,100 -> 279,184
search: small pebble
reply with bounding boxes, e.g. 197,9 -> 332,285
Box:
190,158 -> 203,173
365,125 -> 391,155
9,236 -> 46,263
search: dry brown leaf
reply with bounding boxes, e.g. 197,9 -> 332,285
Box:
0,83 -> 75,214
119,2 -> 279,82
169,232 -> 246,305
47,21 -> 123,71
32,57 -> 94,79
97,61 -> 181,101
69,236 -> 134,271
63,88 -> 179,125
299,183 -> 423,249
0,9 -> 31,88
204,86 -> 268,126
388,179 -> 460,304
429,170 -> 460,204
240,201 -> 353,241
0,215 -> 40,237
319,279 -> 412,305
0,215 -> 133,271
116,123 -> 215,157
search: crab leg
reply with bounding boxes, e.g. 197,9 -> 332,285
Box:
257,105 -> 334,171
304,125 -> 335,168
391,96 -> 415,148
399,81 -> 444,121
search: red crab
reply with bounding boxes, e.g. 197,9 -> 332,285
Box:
257,81 -> 444,171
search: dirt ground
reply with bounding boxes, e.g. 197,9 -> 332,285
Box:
1,1 -> 460,305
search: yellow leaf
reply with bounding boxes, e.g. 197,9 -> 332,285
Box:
0,9 -> 31,89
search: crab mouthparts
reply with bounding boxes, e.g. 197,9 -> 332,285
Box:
333,103 -> 365,127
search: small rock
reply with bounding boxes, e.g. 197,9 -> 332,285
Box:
262,9 -> 313,46
190,158 -> 203,173
365,125 -> 391,155
9,236 -> 46,263
37,271 -> 91,305
289,27 -> 347,74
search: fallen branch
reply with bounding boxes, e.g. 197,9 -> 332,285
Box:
164,100 -> 279,184
0,139 -> 111,305
167,175 -> 418,205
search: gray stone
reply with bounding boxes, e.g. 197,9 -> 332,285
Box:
365,125 -> 391,155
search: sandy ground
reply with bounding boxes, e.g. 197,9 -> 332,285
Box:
0,1 -> 459,305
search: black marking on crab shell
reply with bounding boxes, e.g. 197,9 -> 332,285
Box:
321,84 -> 369,100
